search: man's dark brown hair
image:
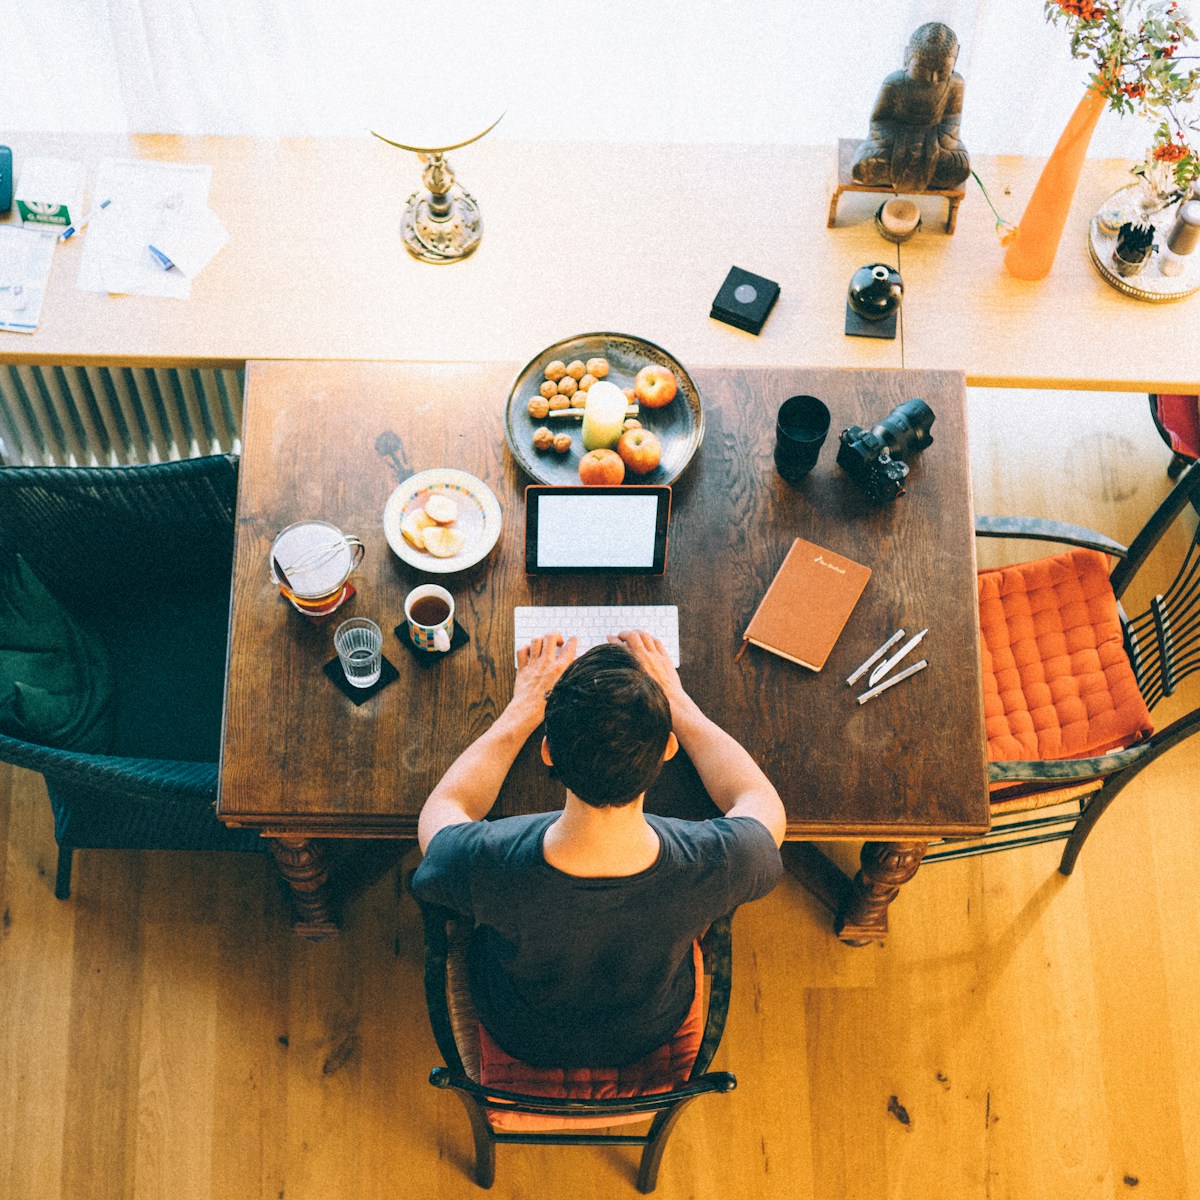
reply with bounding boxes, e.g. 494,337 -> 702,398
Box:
543,643 -> 672,807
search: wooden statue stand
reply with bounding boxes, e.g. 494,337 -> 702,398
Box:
828,138 -> 965,233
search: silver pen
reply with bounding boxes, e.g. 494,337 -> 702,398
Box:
868,627 -> 928,687
846,628 -> 905,686
857,658 -> 928,705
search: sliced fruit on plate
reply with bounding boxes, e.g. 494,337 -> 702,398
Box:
401,507 -> 436,549
423,526 -> 466,558
424,494 -> 459,524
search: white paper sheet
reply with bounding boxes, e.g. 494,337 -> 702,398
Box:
0,227 -> 57,334
148,203 -> 229,278
76,158 -> 212,298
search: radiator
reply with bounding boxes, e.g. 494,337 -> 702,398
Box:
0,364 -> 244,466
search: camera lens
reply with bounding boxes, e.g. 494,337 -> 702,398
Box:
875,399 -> 935,457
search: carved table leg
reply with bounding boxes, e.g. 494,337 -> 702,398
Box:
834,840 -> 927,947
268,836 -> 340,939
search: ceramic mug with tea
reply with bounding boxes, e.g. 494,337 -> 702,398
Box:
270,521 -> 364,617
404,584 -> 455,652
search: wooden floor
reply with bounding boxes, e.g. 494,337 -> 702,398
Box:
2,392 -> 1198,1200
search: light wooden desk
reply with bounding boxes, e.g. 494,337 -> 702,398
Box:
0,132 -> 1196,391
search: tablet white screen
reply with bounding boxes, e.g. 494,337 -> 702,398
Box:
536,493 -> 660,568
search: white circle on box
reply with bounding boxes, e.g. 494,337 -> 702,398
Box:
733,283 -> 758,305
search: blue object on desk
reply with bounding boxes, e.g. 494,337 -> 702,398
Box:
60,197 -> 112,241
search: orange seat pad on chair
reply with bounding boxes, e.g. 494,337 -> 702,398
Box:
978,548 -> 1153,763
478,941 -> 705,1132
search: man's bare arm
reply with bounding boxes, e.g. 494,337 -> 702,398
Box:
417,635 -> 577,853
613,631 -> 787,847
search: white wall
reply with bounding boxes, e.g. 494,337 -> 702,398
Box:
3,1 -> 1187,160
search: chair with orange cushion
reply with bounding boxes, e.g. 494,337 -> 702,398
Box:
924,458 -> 1200,871
419,901 -> 737,1193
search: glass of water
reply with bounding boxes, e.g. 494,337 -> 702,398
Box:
333,617 -> 383,688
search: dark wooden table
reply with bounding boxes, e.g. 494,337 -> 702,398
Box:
218,360 -> 988,942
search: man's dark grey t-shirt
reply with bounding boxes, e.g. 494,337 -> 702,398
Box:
410,812 -> 781,1067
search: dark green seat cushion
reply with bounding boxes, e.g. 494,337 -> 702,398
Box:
0,554 -> 114,754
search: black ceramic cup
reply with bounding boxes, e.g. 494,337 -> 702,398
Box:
775,395 -> 831,482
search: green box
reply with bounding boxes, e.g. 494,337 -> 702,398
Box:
15,156 -> 85,229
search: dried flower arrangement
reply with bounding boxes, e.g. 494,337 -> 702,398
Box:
1045,0 -> 1200,196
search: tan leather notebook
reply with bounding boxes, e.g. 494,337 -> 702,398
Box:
739,538 -> 872,671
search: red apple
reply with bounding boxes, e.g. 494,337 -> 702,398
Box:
578,448 -> 626,486
617,428 -> 662,475
634,365 -> 678,408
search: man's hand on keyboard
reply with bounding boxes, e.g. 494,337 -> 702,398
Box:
610,630 -> 687,711
418,632 -> 577,849
512,633 -> 577,727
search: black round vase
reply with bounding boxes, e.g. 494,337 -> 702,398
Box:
848,264 -> 904,321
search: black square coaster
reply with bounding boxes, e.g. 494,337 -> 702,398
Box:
323,654 -> 399,704
394,622 -> 471,668
845,303 -> 898,339
711,266 -> 780,335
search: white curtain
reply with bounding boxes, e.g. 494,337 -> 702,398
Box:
2,0 -> 1175,159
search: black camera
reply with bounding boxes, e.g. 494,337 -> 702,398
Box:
836,399 -> 935,503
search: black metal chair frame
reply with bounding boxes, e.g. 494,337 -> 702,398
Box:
925,459 -> 1200,873
0,456 -> 264,897
420,901 -> 736,1193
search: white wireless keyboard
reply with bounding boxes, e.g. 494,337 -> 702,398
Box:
513,605 -> 680,666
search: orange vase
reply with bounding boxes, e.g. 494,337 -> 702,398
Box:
1004,87 -> 1107,280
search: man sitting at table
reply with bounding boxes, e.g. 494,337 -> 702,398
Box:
410,630 -> 785,1068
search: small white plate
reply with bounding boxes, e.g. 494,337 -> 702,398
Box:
383,469 -> 502,574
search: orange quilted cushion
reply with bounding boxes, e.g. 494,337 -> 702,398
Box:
978,548 -> 1152,763
479,940 -> 705,1132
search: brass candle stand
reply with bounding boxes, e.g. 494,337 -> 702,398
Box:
371,111 -> 504,264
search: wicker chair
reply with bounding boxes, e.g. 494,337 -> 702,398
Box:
420,901 -> 737,1193
0,456 -> 265,898
924,459 -> 1200,871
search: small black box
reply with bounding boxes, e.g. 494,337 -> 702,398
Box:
710,266 -> 780,335
844,302 -> 898,340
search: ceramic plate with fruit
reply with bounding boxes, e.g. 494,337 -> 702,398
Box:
383,468 -> 502,574
504,333 -> 703,487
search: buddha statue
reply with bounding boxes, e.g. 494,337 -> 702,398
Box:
851,22 -> 970,194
